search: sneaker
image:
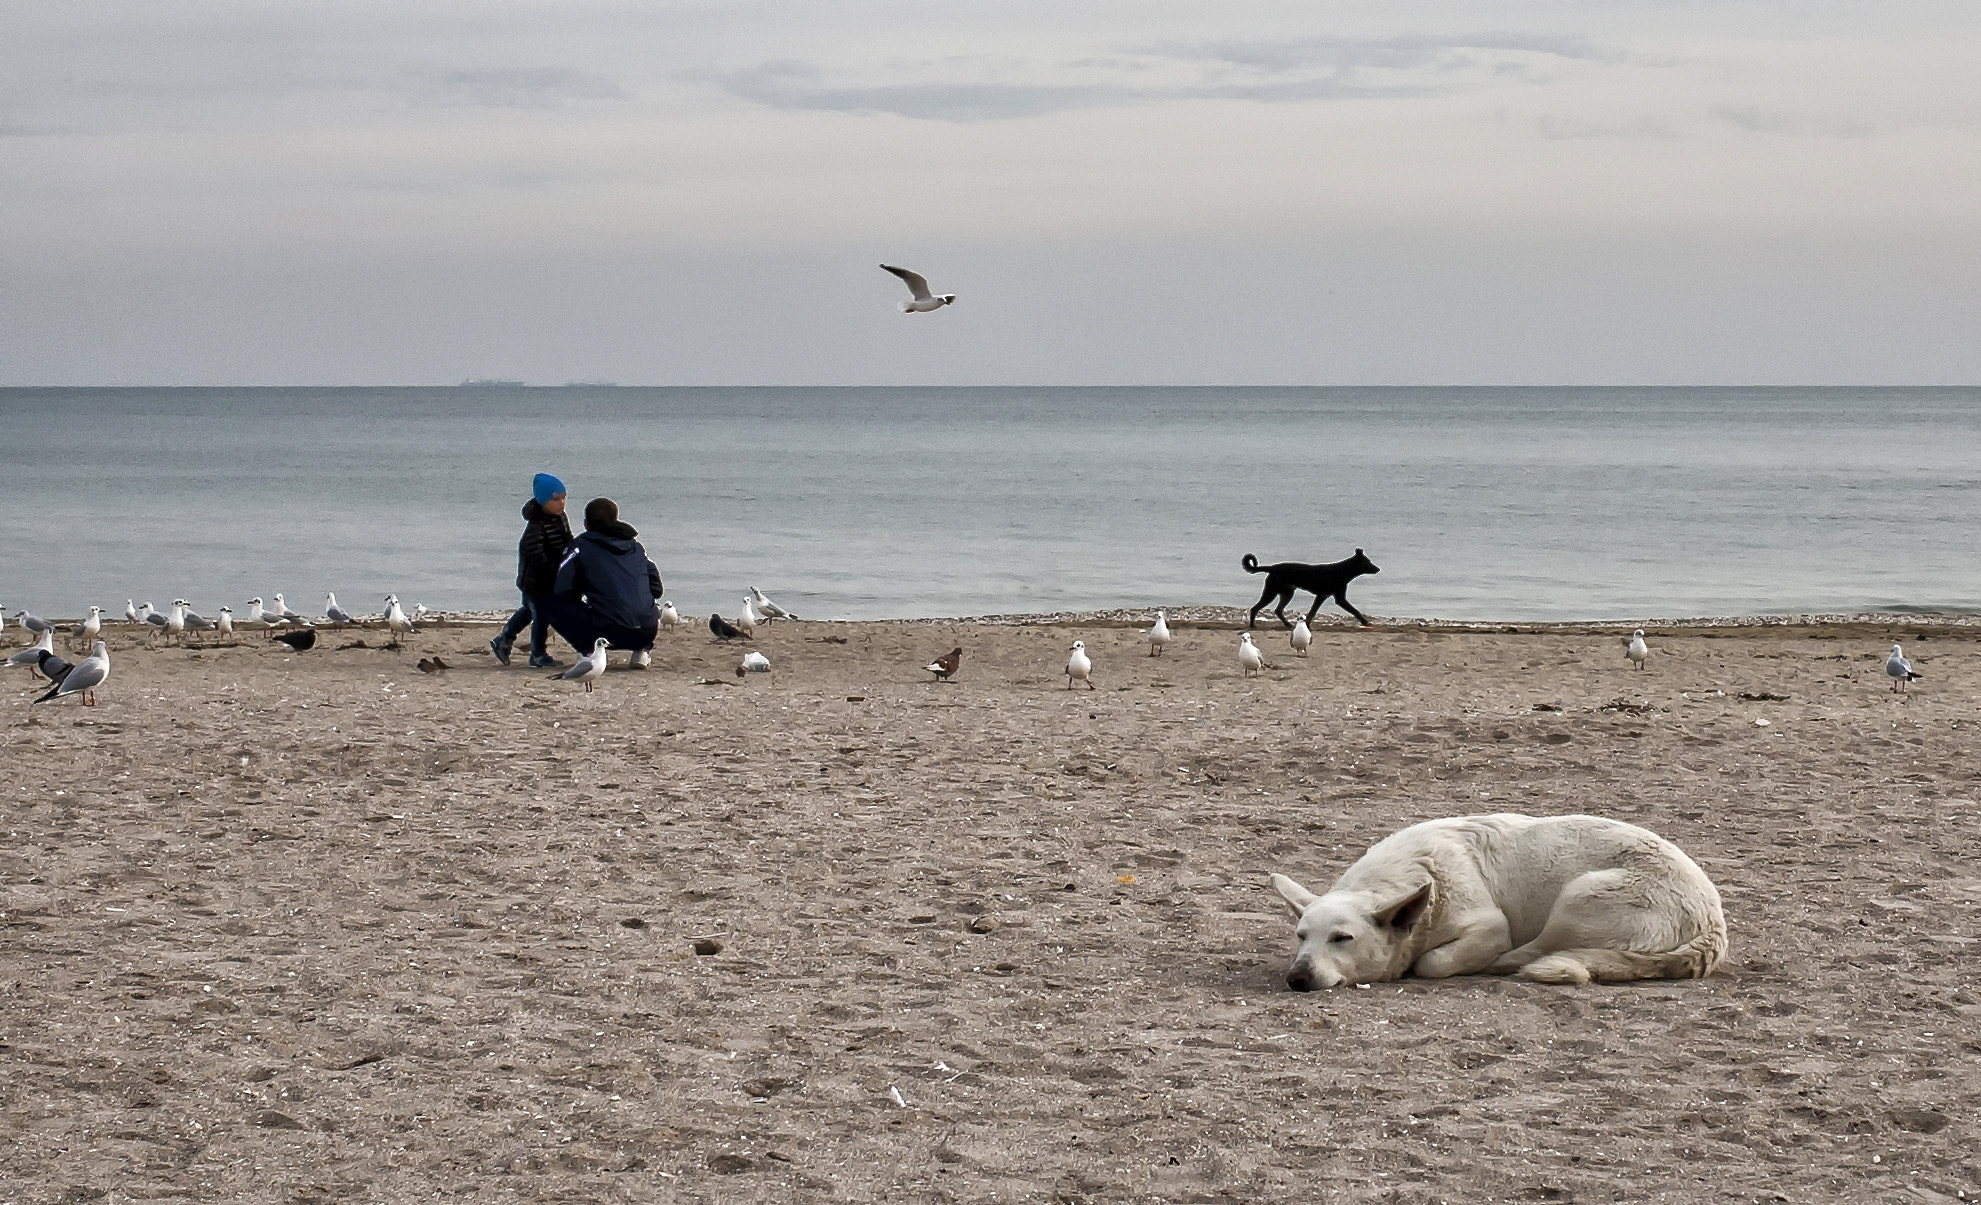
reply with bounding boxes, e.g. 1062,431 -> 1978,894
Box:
489,636 -> 513,665
529,654 -> 564,669
630,649 -> 650,670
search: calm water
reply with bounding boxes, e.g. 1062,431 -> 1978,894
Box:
3,386 -> 1977,623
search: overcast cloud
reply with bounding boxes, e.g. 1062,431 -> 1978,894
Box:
2,1 -> 1977,384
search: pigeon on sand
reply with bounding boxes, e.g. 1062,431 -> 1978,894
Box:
880,264 -> 956,313
35,640 -> 107,706
1146,611 -> 1170,657
36,649 -> 75,686
1065,640 -> 1094,690
550,638 -> 610,692
926,647 -> 962,682
1886,643 -> 1922,693
1625,630 -> 1650,671
709,613 -> 749,642
271,628 -> 317,652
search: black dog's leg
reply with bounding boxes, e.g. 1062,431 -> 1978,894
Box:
1304,595 -> 1326,626
1334,591 -> 1370,626
1273,588 -> 1296,629
1248,581 -> 1280,628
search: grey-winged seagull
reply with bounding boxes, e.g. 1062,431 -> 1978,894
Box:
881,264 -> 956,313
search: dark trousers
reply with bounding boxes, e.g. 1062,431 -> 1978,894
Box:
497,593 -> 553,658
539,595 -> 658,653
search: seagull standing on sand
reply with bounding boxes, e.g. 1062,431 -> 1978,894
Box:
246,597 -> 276,626
734,599 -> 758,637
880,264 -> 956,313
325,593 -> 357,625
750,587 -> 795,622
179,601 -> 216,633
926,647 -> 962,682
384,595 -> 414,645
35,640 -> 107,706
1147,611 -> 1170,657
550,638 -> 610,692
1625,629 -> 1650,671
1290,617 -> 1312,657
139,602 -> 170,641
6,628 -> 55,675
273,594 -> 305,624
216,606 -> 234,637
1887,643 -> 1922,693
1239,632 -> 1266,676
124,600 -> 138,624
77,606 -> 104,647
17,610 -> 52,635
164,601 -> 187,645
660,601 -> 679,630
1066,640 -> 1094,690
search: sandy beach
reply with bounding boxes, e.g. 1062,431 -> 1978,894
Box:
5,615 -> 1977,1203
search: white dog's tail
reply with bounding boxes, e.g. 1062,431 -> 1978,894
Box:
1519,929 -> 1727,986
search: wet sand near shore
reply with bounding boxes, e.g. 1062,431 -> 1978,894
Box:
5,617 -> 1978,1203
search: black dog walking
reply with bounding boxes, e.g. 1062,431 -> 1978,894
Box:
1243,549 -> 1380,628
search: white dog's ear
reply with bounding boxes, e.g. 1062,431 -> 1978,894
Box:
1373,882 -> 1434,932
1269,873 -> 1319,916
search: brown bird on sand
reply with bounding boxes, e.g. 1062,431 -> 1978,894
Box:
710,614 -> 749,641
417,655 -> 450,674
925,647 -> 962,682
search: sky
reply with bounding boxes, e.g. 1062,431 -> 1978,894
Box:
2,1 -> 1978,386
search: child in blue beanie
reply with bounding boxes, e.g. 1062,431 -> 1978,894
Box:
491,473 -> 573,667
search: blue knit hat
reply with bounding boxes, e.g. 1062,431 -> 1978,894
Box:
532,473 -> 566,505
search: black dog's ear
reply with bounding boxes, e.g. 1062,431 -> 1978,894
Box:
1374,882 -> 1433,932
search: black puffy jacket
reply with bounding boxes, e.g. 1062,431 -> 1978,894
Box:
552,520 -> 663,629
516,499 -> 574,597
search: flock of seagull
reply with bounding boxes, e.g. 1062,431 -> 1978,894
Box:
2,594 -> 1938,706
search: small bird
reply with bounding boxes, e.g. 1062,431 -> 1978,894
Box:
36,649 -> 75,687
741,650 -> 771,674
124,599 -> 139,624
6,628 -> 55,674
881,264 -> 957,313
216,606 -> 234,637
16,610 -> 52,634
1625,629 -> 1650,671
736,597 -> 760,636
77,606 -> 104,647
417,655 -> 450,674
325,593 -> 357,625
271,627 -> 317,652
750,586 -> 795,622
709,613 -> 749,642
35,640 -> 108,706
549,637 -> 610,692
1066,640 -> 1094,690
660,601 -> 680,630
1239,632 -> 1267,676
1887,643 -> 1922,693
273,593 -> 305,624
1290,617 -> 1312,657
1147,611 -> 1170,657
926,647 -> 962,682
384,595 -> 414,645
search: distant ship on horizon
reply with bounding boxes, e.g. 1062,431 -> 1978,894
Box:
459,378 -> 525,387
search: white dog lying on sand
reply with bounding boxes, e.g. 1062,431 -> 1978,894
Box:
1271,813 -> 1726,989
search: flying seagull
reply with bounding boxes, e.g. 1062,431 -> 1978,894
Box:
1886,643 -> 1922,693
709,613 -> 749,642
1065,640 -> 1093,690
549,638 -> 610,692
880,264 -> 956,313
35,640 -> 108,706
926,647 -> 962,683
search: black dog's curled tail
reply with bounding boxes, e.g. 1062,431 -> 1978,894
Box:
1241,553 -> 1261,574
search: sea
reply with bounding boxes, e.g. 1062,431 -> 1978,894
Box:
3,386 -> 1977,624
